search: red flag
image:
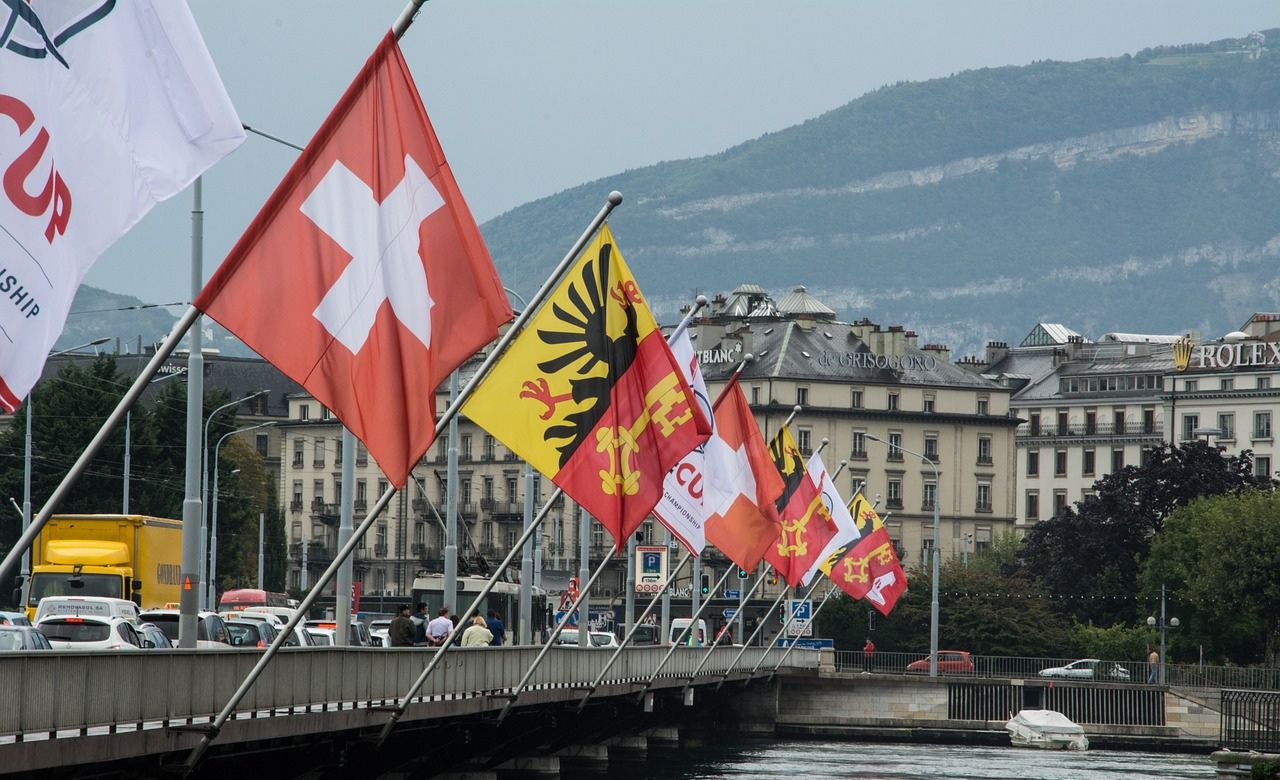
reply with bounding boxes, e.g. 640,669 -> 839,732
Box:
195,34 -> 510,487
764,427 -> 838,587
829,494 -> 908,616
703,381 -> 784,571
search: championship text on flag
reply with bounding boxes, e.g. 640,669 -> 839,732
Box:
829,493 -> 908,615
652,329 -> 713,554
702,379 -> 784,571
765,425 -> 838,587
462,225 -> 709,548
196,34 -> 511,487
0,0 -> 243,411
799,450 -> 862,586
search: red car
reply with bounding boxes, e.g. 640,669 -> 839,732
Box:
906,650 -> 974,673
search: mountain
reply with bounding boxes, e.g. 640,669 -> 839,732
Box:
480,30 -> 1280,355
58,286 -> 258,358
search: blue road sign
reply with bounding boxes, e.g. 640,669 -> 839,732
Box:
774,637 -> 834,650
722,608 -> 737,619
725,589 -> 741,599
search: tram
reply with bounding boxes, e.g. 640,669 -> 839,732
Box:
410,572 -> 549,644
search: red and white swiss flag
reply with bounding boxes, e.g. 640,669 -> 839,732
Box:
196,33 -> 511,487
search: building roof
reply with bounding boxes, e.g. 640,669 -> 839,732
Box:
1019,323 -> 1085,347
697,321 -> 1000,391
774,286 -> 836,319
1099,332 -> 1182,344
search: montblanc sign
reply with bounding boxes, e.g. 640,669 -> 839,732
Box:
814,350 -> 938,372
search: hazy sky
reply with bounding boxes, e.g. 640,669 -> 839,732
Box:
85,0 -> 1279,307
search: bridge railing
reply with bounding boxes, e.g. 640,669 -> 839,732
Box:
833,650 -> 1280,691
0,645 -> 816,742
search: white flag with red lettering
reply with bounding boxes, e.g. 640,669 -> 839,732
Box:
651,329 -> 713,553
0,1 -> 244,411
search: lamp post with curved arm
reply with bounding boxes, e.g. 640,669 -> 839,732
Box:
20,338 -> 110,590
208,422 -> 275,609
866,433 -> 941,678
201,390 -> 269,609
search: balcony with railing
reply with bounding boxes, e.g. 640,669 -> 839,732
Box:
1018,421 -> 1163,440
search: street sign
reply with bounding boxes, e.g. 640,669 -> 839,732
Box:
724,589 -> 741,599
636,545 -> 667,593
722,608 -> 737,619
786,599 -> 813,637
775,637 -> 834,650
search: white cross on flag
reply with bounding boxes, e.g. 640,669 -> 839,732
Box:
196,34 -> 511,487
0,0 -> 243,412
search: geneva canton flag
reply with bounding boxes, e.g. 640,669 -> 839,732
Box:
0,1 -> 244,411
197,34 -> 511,488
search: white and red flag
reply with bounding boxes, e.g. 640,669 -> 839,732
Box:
702,379 -> 784,571
651,329 -> 714,554
197,33 -> 511,487
0,0 -> 243,411
799,451 -> 862,586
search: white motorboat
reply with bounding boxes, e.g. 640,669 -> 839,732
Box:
1005,709 -> 1089,751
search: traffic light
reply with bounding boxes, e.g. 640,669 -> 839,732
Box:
737,566 -> 750,579
699,574 -> 711,595
768,569 -> 779,586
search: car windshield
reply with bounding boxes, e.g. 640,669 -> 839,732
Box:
40,619 -> 110,642
27,574 -> 122,605
590,634 -> 614,647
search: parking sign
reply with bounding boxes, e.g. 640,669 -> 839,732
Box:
635,545 -> 667,593
785,599 -> 813,637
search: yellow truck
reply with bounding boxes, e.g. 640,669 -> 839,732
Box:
20,515 -> 183,621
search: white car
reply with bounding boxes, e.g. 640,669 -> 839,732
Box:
1038,659 -> 1132,680
34,596 -> 140,626
138,610 -> 231,648
37,614 -> 144,651
554,631 -> 620,649
369,619 -> 392,647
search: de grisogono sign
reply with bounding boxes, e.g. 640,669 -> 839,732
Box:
814,351 -> 939,371
1173,335 -> 1280,372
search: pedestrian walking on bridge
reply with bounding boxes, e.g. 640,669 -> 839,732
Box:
389,605 -> 415,648
863,638 -> 876,673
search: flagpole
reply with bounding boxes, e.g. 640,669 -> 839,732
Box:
680,563 -> 773,697
391,0 -> 429,39
748,577 -> 825,676
768,585 -> 838,677
373,292 -> 709,747
495,548 -> 617,723
781,404 -> 802,430
639,564 -> 736,693
715,580 -> 789,691
576,549 -> 693,711
0,305 -> 201,592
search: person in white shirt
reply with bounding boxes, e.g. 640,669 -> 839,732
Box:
426,607 -> 453,646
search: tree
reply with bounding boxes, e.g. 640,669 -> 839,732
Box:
1018,442 -> 1266,625
817,560 -> 1075,657
1143,490 -> 1280,665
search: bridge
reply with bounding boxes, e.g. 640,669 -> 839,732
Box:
0,644 -> 818,778
4,646 -> 1275,778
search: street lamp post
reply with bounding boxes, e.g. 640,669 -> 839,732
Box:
19,338 -> 110,591
866,433 -> 941,678
201,390 -> 269,608
208,420 -> 273,609
1147,584 -> 1179,685
208,422 -> 274,610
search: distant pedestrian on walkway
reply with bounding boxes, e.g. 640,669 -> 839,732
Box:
462,615 -> 494,647
1147,647 -> 1160,683
389,605 -> 415,648
863,638 -> 876,673
486,610 -> 506,646
411,602 -> 428,645
427,607 -> 453,646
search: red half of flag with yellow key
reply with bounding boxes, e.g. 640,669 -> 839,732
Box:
461,224 -> 710,548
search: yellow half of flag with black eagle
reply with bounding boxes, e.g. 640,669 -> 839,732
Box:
461,224 -> 710,549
